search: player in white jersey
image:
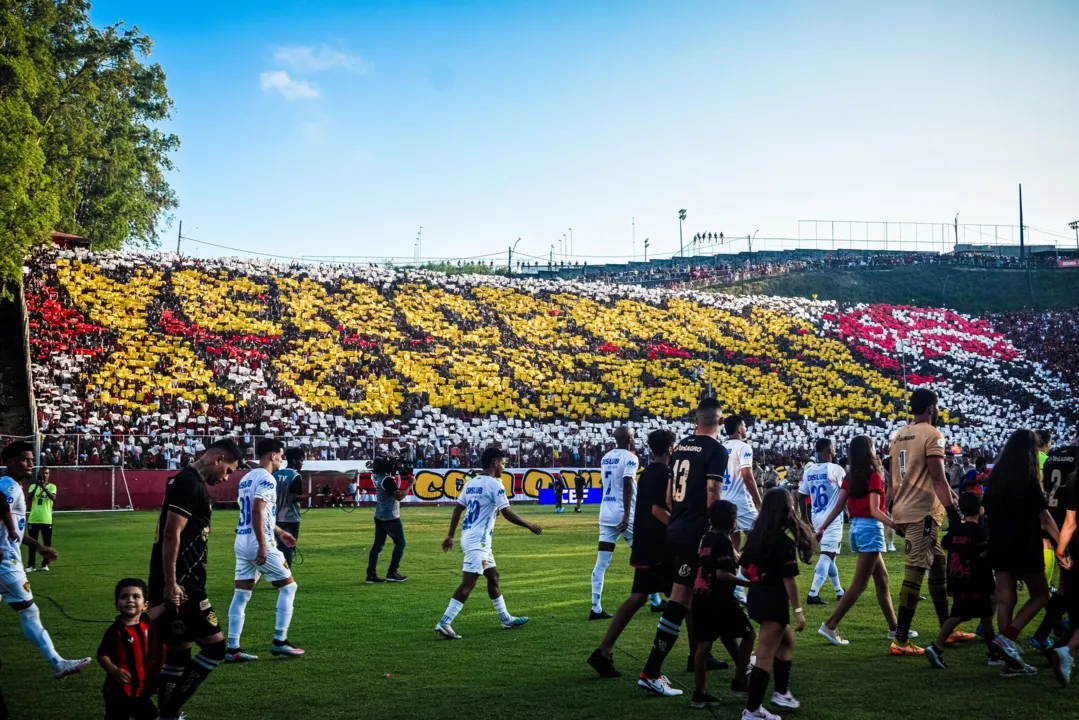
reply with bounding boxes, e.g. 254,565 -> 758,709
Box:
798,438 -> 847,605
0,441 -> 90,679
722,415 -> 761,536
435,448 -> 542,640
225,439 -> 303,663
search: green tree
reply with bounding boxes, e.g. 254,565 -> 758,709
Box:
0,0 -> 177,286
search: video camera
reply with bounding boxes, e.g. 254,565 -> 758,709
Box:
371,456 -> 414,477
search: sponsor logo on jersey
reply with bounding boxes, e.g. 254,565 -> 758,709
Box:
207,611 -> 219,627
678,564 -> 692,577
674,444 -> 702,453
199,598 -> 212,611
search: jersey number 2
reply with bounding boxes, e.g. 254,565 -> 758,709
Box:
671,460 -> 690,502
1048,470 -> 1063,508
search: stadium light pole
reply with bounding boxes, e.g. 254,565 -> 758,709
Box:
508,237 -> 521,275
568,228 -> 573,261
678,209 -> 687,257
1071,221 -> 1079,251
644,238 -> 650,262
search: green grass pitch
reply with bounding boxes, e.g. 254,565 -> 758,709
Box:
3,506 -> 1077,719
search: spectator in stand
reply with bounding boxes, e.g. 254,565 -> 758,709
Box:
25,469 -> 56,573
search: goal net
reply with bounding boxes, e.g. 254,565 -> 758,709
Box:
39,465 -> 134,513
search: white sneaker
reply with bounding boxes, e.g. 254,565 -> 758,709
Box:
638,674 -> 683,697
42,566 -> 49,572
818,623 -> 849,646
435,623 -> 462,640
742,707 -> 782,720
771,690 -> 801,709
26,567 -> 35,573
888,629 -> 918,640
53,657 -> 91,679
1052,647 -> 1074,687
887,544 -> 897,552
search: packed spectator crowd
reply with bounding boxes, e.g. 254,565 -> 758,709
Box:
16,248 -> 1077,470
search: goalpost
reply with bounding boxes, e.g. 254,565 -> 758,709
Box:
41,465 -> 134,513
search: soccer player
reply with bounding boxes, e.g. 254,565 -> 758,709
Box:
435,448 -> 542,639
797,439 -> 846,605
888,388 -> 968,656
0,440 -> 90,679
226,438 -> 303,662
924,492 -> 998,671
1030,427 -> 1078,650
590,426 -> 641,620
98,578 -> 161,720
638,397 -> 728,698
274,447 -> 308,569
149,438 -> 242,720
723,415 -> 761,546
588,429 -> 676,677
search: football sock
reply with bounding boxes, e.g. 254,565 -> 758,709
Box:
17,605 -> 60,666
828,558 -> 844,593
809,555 -> 830,596
643,601 -> 686,678
591,551 -> 613,612
894,565 -> 924,642
928,556 -> 949,626
649,593 -> 664,607
491,595 -> 512,623
275,582 -> 297,641
227,589 -> 252,648
773,659 -> 792,695
747,666 -> 770,711
161,642 -> 224,717
1034,593 -> 1068,640
1045,547 -> 1056,586
158,647 -> 190,711
439,598 -> 464,626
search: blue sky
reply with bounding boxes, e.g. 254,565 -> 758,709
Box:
92,0 -> 1079,263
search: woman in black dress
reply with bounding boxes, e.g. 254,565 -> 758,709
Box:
982,428 -> 1060,671
739,488 -> 816,720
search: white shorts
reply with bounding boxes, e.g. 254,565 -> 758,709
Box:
0,557 -> 33,604
598,524 -> 633,547
736,507 -> 758,533
462,548 -> 496,575
234,546 -> 292,583
818,521 -> 843,555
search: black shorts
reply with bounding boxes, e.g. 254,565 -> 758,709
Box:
1062,567 -> 1079,622
693,595 -> 753,643
990,549 -> 1044,576
575,476 -> 585,496
949,592 -> 993,621
104,692 -> 158,720
153,590 -> 220,645
632,565 -> 673,596
746,584 -> 790,626
668,542 -> 701,588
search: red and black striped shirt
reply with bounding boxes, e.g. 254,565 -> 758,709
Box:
97,614 -> 162,697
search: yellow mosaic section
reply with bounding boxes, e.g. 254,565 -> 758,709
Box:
171,270 -> 281,335
55,258 -> 163,331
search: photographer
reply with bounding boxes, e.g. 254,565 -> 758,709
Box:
274,448 -> 308,568
26,468 -> 57,573
365,459 -> 412,584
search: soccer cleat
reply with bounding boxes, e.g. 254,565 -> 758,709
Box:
987,655 -> 1003,667
742,707 -> 781,720
946,630 -> 976,645
888,629 -> 918,640
53,657 -> 91,680
818,623 -> 849,646
435,623 -> 461,640
925,644 -> 947,669
225,648 -> 258,663
501,616 -> 529,630
574,507 -> 582,513
385,572 -> 407,583
365,576 -> 385,584
270,639 -> 304,657
806,594 -> 825,606
771,691 -> 800,709
651,600 -> 668,613
638,674 -> 683,697
689,691 -> 720,709
992,636 -> 1027,670
587,649 -> 621,678
555,507 -> 565,514
1028,635 -> 1054,652
589,609 -> 613,621
889,640 -> 925,656
999,663 -> 1038,678
1051,647 -> 1074,687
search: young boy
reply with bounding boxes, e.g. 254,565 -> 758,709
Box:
691,500 -> 755,709
98,579 -> 161,720
925,492 -> 998,670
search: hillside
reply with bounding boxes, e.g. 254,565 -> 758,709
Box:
719,265 -> 1079,313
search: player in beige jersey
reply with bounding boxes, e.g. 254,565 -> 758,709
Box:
887,389 -> 971,656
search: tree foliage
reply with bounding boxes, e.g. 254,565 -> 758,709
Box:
0,0 -> 177,285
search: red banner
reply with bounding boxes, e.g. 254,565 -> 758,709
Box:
1058,259 -> 1079,268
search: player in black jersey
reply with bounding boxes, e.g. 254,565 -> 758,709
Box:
1031,428 -> 1079,650
639,397 -> 728,698
149,439 -> 242,720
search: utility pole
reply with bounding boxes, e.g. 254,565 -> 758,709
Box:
632,217 -> 635,261
953,214 -> 958,252
1070,220 -> 1079,251
568,228 -> 573,262
644,238 -> 650,262
508,237 -> 521,275
176,220 -> 183,255
1018,184 -> 1025,262
678,209 -> 687,257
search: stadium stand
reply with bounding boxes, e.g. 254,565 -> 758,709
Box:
15,249 -> 1075,473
